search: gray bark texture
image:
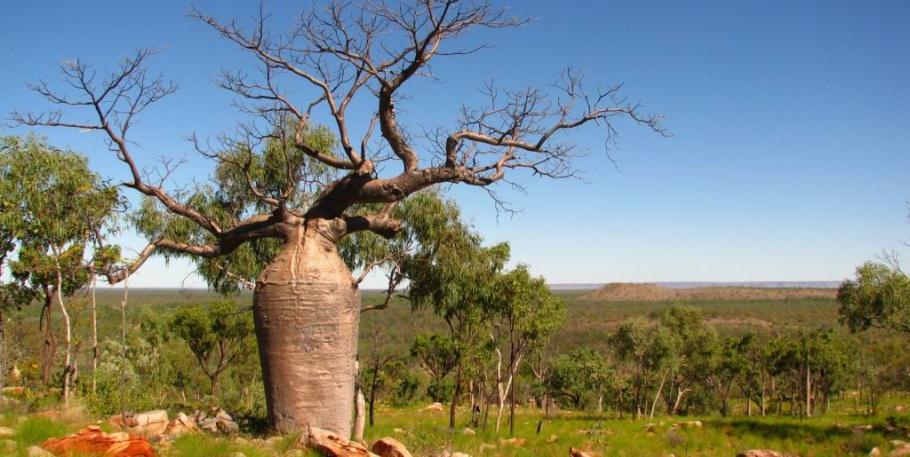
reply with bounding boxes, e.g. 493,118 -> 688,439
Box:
254,220 -> 360,436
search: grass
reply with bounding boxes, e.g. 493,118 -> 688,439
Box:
0,397 -> 908,456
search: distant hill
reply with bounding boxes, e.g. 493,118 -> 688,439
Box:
581,282 -> 837,302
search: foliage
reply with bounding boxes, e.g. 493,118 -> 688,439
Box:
170,301 -> 256,397
545,349 -> 613,410
838,261 -> 910,334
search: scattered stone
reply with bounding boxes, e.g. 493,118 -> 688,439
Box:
892,448 -> 910,457
736,451 -> 792,457
546,434 -> 559,443
869,447 -> 881,457
498,438 -> 526,447
285,450 -> 307,457
194,408 -> 239,435
423,402 -> 445,412
895,405 -> 908,413
371,437 -> 413,457
305,427 -> 377,457
570,448 -> 596,457
26,445 -> 54,457
478,443 -> 496,453
854,425 -> 874,433
461,427 -> 476,435
644,423 -> 657,432
230,452 -> 247,457
132,410 -> 169,437
393,428 -> 409,435
451,453 -> 471,457
892,440 -> 910,448
40,426 -> 154,457
686,420 -> 703,429
164,412 -> 199,437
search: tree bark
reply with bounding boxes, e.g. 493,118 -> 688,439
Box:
90,275 -> 98,396
352,387 -> 365,442
40,290 -> 56,387
52,254 -> 73,406
253,221 -> 360,436
0,310 -> 5,391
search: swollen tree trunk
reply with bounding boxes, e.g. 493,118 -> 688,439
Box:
254,222 -> 360,436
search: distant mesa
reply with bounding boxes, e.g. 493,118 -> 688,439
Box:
581,282 -> 836,302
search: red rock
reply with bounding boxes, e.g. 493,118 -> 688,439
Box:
306,427 -> 377,457
371,437 -> 413,457
41,426 -> 154,457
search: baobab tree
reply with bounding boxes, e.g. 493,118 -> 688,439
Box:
10,1 -> 665,436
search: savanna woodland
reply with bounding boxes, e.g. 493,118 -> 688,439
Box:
1,1 -> 908,457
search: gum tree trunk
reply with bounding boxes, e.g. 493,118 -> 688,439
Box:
253,220 -> 360,436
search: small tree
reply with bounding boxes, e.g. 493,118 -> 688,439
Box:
0,135 -> 120,403
490,265 -> 564,433
171,301 -> 256,398
838,262 -> 910,334
410,334 -> 458,403
545,348 -> 613,411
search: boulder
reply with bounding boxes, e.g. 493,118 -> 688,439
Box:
40,426 -> 154,457
422,402 -> 444,412
451,453 -> 471,457
686,420 -> 702,429
305,427 -> 378,457
131,410 -> 169,437
0,426 -> 14,438
891,441 -> 910,449
461,427 -> 476,435
547,434 -> 559,443
892,448 -> 910,457
869,448 -> 881,457
371,437 -> 413,457
478,443 -> 496,453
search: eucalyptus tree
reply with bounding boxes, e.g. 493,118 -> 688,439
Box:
838,262 -> 910,335
490,265 -> 564,433
544,348 -> 613,411
406,238 -> 510,428
11,1 -> 664,434
0,135 -> 121,402
170,301 -> 256,398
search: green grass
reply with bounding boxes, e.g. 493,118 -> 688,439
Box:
1,398 -> 908,456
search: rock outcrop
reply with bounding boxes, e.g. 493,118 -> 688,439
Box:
40,426 -> 154,457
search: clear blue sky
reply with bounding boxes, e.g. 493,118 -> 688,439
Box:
2,1 -> 908,288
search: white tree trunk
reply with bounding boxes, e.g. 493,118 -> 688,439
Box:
650,369 -> 668,419
352,387 -> 366,443
53,255 -> 73,406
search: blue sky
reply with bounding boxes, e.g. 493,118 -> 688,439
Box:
2,1 -> 908,288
